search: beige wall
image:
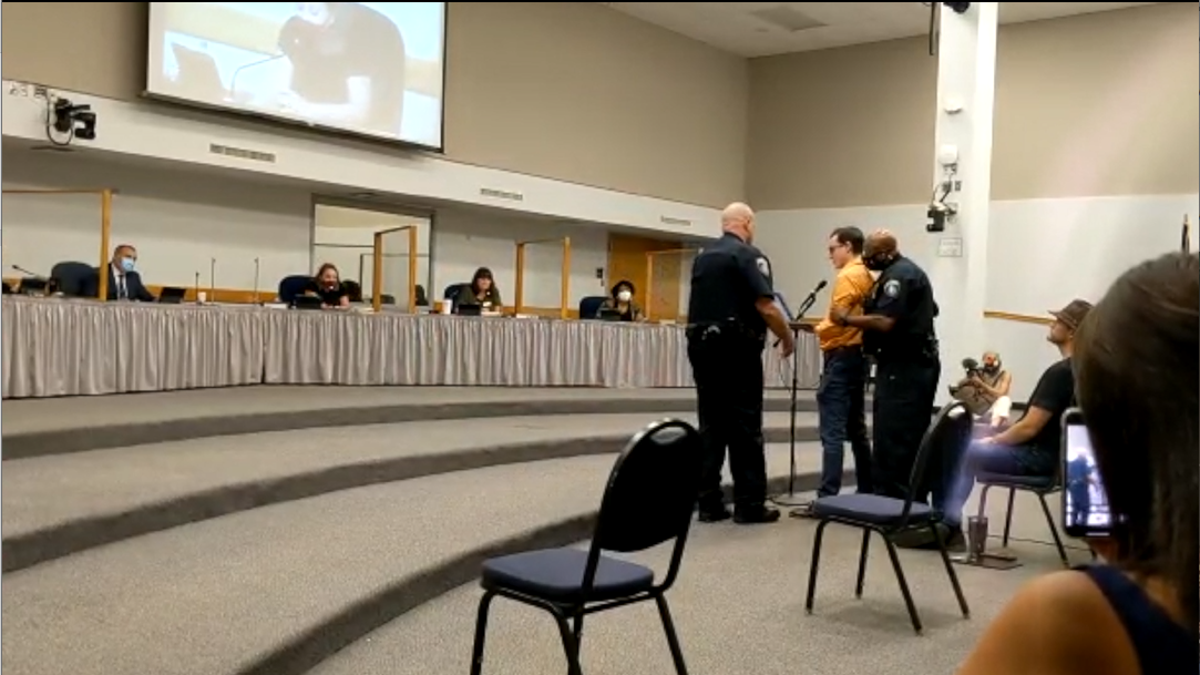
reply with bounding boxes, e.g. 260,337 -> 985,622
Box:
747,2 -> 1199,210
0,2 -> 748,208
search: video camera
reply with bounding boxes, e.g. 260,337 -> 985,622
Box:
961,357 -> 981,377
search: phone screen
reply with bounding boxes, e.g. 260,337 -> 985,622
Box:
1061,409 -> 1112,537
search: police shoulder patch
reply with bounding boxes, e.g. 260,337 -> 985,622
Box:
756,257 -> 771,277
883,279 -> 901,298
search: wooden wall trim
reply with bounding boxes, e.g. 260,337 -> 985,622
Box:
983,310 -> 1053,326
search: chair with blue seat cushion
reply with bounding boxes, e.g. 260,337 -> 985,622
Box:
805,402 -> 972,635
469,419 -> 704,675
974,469 -> 1070,568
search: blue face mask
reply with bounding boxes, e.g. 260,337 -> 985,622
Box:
120,257 -> 136,273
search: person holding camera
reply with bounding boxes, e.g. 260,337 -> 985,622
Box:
957,252 -> 1197,675
949,351 -> 1012,426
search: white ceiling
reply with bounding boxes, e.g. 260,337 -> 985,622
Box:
604,2 -> 1159,57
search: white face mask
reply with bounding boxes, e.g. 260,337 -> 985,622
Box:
617,290 -> 632,303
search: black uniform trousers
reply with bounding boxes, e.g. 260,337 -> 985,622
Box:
871,355 -> 940,501
687,329 -> 768,508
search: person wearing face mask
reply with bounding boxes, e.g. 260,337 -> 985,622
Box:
914,299 -> 1092,551
833,229 -> 939,504
686,202 -> 794,526
950,351 -> 1013,426
89,244 -> 156,302
595,280 -> 644,321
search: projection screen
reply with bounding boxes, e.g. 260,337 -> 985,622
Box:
146,2 -> 446,150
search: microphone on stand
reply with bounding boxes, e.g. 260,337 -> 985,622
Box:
252,257 -> 261,305
228,54 -> 287,102
210,258 -> 217,304
771,277 -> 829,509
774,279 -> 828,348
194,271 -> 201,304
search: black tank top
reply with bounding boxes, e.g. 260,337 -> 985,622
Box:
1077,564 -> 1196,674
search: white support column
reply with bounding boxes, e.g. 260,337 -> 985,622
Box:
927,2 -> 998,403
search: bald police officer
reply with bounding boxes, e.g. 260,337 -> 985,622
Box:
688,202 -> 795,524
833,230 -> 940,501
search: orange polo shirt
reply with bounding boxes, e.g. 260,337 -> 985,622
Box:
814,258 -> 874,352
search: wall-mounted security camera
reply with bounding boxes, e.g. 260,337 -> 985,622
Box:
926,200 -> 957,233
51,98 -> 98,142
942,2 -> 971,15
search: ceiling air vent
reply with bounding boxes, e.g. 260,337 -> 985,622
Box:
749,5 -> 826,32
660,216 -> 692,227
480,187 -> 524,202
209,143 -> 277,164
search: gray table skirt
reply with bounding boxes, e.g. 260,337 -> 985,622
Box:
2,297 -> 821,398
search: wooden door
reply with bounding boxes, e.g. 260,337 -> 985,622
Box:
606,234 -> 683,321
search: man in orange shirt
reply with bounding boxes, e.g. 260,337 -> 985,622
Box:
795,227 -> 875,515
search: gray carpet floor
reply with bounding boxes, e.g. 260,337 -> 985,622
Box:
3,386 -> 802,435
3,412 -> 809,537
1,447 -> 838,675
312,490 -> 1087,675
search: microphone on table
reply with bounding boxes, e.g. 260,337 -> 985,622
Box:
252,257 -> 261,305
10,264 -> 47,278
194,271 -> 201,303
774,279 -> 828,347
210,258 -> 217,304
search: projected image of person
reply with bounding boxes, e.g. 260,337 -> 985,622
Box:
149,2 -> 445,146
275,2 -> 405,133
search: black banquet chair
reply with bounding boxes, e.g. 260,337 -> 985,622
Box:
468,419 -> 704,675
973,468 -> 1070,568
804,401 -> 972,634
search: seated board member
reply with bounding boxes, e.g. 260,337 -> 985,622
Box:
84,244 -> 156,302
276,2 -> 406,136
304,263 -> 351,309
595,279 -> 645,322
454,267 -> 502,312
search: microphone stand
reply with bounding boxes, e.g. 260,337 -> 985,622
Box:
210,258 -> 217,304
252,257 -> 261,305
772,290 -> 820,508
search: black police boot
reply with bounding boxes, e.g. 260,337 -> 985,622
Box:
697,491 -> 731,523
733,503 -> 780,524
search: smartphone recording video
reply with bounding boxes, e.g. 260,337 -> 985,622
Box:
1061,408 -> 1112,537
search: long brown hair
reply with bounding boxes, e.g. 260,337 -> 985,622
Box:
1074,252 -> 1198,634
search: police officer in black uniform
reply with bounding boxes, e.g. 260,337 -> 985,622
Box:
833,230 -> 940,501
687,202 -> 795,524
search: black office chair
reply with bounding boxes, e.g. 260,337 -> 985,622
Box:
278,275 -> 311,304
444,282 -> 469,302
579,296 -> 607,320
49,261 -> 98,297
805,402 -> 972,634
974,468 -> 1070,568
469,419 -> 704,675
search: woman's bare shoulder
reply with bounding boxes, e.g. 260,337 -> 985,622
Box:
957,570 -> 1137,675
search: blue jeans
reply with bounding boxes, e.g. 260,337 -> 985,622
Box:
816,347 -> 873,497
939,439 -> 1055,529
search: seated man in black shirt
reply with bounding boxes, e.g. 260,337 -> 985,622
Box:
905,299 -> 1093,550
305,263 -> 351,309
276,2 -> 406,135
